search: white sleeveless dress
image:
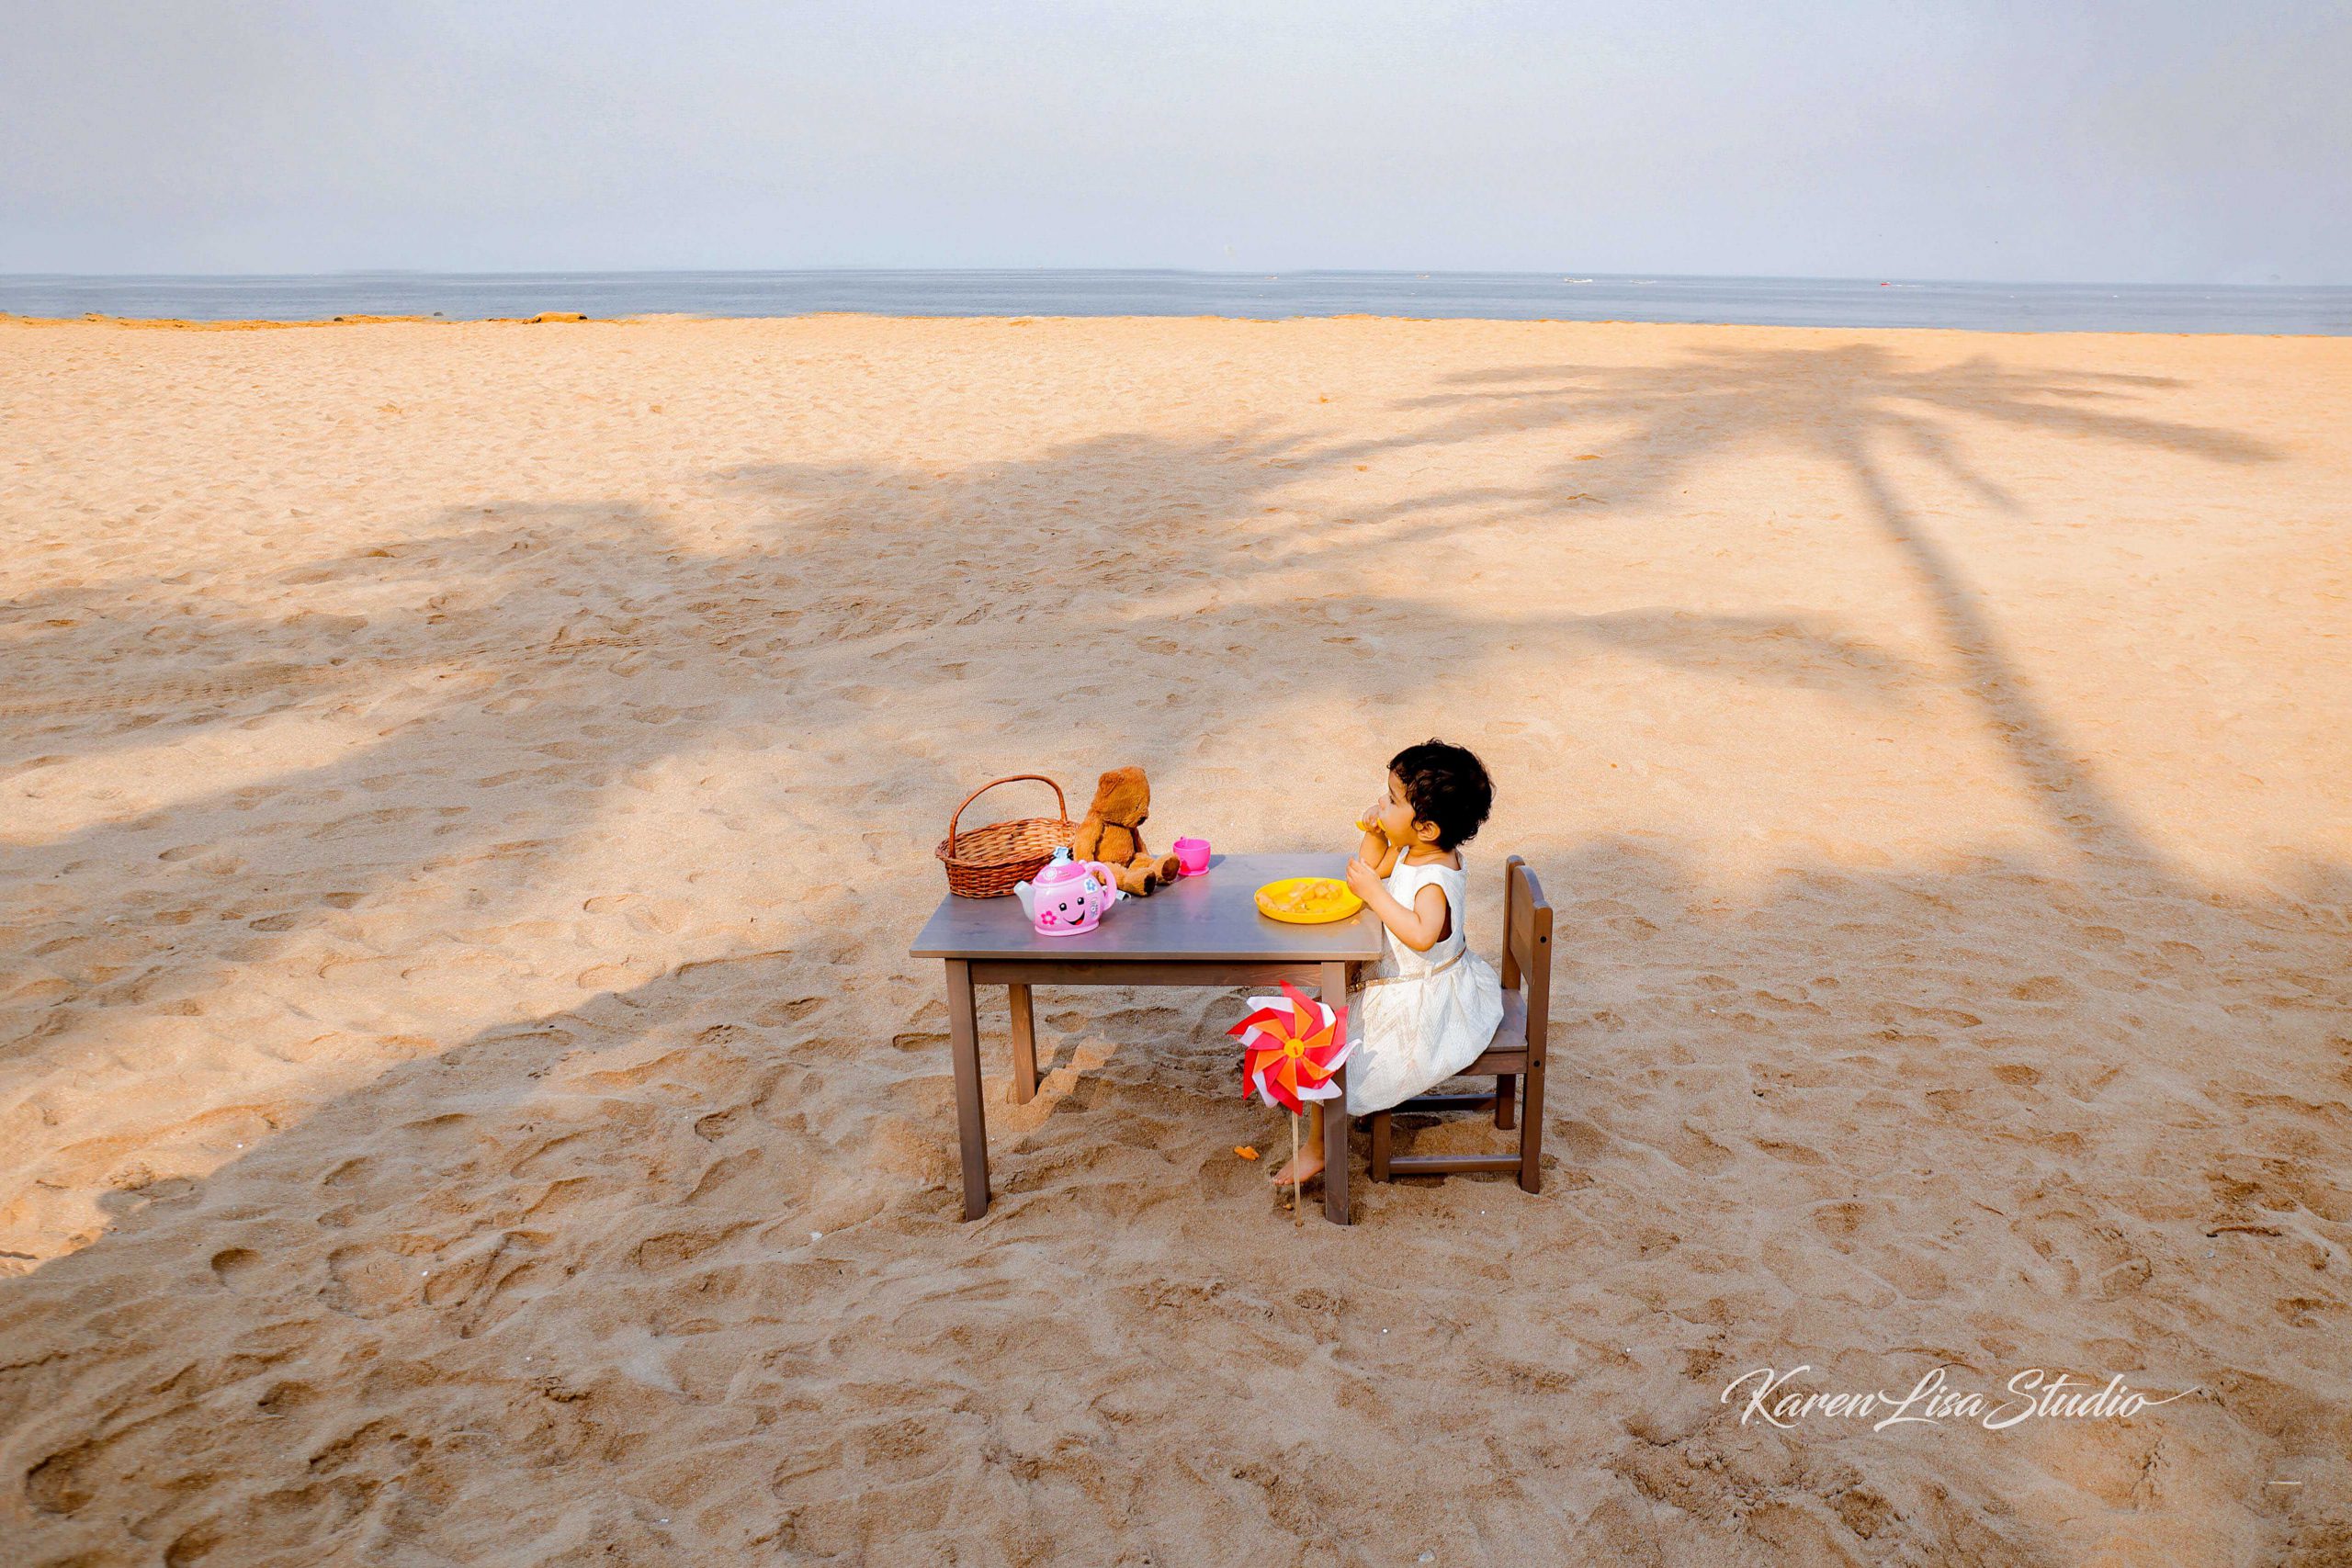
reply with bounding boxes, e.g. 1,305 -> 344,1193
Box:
1344,858 -> 1506,1115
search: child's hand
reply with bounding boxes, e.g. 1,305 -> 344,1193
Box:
1356,801 -> 1386,837
1344,856 -> 1383,900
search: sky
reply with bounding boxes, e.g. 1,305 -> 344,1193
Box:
4,1 -> 2347,283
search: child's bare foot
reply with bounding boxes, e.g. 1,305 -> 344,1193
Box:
1267,1145 -> 1325,1188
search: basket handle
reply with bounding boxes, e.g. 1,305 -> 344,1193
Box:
946,774 -> 1068,858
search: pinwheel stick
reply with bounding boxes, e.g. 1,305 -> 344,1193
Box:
1290,1111 -> 1303,1225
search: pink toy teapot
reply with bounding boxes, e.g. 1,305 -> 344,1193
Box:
1013,846 -> 1125,936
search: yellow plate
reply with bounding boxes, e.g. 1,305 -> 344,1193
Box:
1254,876 -> 1364,925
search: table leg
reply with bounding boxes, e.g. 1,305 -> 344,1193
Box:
1008,983 -> 1038,1103
1320,959 -> 1351,1224
945,959 -> 989,1220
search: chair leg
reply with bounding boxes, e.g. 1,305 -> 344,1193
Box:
1495,1073 -> 1516,1130
1369,1111 -> 1391,1180
1518,1057 -> 1544,1194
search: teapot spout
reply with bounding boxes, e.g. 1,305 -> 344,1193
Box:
1012,882 -> 1037,919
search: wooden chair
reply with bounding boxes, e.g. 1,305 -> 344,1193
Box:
1367,854 -> 1551,1192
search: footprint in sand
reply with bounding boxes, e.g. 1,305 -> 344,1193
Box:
209,1247 -> 263,1292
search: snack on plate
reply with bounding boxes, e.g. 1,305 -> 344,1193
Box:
1254,876 -> 1365,924
1274,878 -> 1343,913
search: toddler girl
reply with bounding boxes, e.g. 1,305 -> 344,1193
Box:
1271,739 -> 1506,1189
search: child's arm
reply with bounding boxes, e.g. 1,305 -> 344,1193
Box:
1344,864 -> 1450,952
1352,807 -> 1402,876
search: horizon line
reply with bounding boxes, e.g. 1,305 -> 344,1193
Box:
4,266 -> 2345,292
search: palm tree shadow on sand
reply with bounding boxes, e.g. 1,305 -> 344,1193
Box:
1350,344 -> 2283,874
0,349 -> 2298,1143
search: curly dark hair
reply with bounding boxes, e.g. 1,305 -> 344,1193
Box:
1388,739 -> 1494,852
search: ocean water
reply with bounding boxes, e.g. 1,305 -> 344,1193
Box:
3,270 -> 2346,334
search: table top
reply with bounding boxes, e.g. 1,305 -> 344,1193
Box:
910,852 -> 1386,962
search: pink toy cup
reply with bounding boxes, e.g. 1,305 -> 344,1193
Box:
1173,837 -> 1211,876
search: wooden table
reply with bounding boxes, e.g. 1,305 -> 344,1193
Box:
910,853 -> 1385,1224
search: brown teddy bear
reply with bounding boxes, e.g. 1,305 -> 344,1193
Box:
1068,765 -> 1181,897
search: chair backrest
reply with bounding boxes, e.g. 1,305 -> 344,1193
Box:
1498,854 -> 1552,1057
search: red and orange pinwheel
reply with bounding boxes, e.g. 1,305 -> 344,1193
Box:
1229,982 -> 1353,1113
1230,983 -> 1352,1221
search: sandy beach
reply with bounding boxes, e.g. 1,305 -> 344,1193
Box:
2,314 -> 2347,1563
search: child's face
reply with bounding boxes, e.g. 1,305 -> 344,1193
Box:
1373,770 -> 1436,847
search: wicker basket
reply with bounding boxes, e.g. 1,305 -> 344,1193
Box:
935,774 -> 1075,898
